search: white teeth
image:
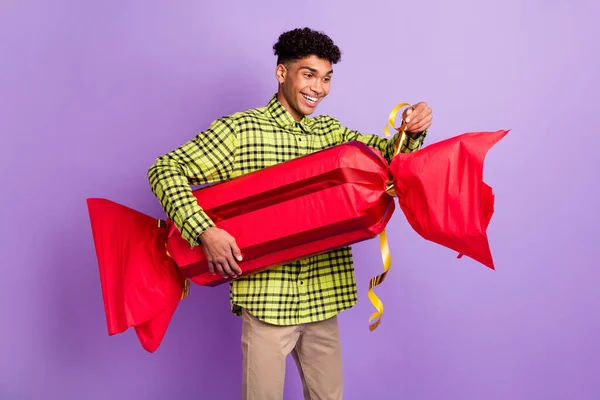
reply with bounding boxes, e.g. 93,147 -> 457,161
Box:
302,94 -> 317,103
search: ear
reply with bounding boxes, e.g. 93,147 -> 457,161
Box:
275,63 -> 287,84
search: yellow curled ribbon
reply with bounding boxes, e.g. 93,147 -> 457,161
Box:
181,278 -> 190,300
367,230 -> 392,331
384,102 -> 410,156
367,103 -> 410,331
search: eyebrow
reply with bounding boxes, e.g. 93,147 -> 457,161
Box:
300,66 -> 333,75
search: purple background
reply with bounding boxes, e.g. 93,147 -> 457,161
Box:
1,0 -> 599,399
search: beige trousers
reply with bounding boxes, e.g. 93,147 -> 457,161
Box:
240,309 -> 343,400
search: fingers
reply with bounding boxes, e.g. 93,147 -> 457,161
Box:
210,258 -> 236,279
221,257 -> 237,278
403,102 -> 425,120
225,256 -> 241,278
207,249 -> 242,280
210,261 -> 225,278
199,227 -> 243,280
410,114 -> 433,133
229,240 -> 243,275
404,102 -> 432,133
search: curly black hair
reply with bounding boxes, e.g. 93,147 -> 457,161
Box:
273,27 -> 342,65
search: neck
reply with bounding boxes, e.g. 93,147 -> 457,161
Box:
276,90 -> 303,121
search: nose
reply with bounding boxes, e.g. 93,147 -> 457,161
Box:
310,80 -> 323,95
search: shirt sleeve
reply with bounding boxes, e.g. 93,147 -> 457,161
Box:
147,117 -> 237,247
334,119 -> 427,163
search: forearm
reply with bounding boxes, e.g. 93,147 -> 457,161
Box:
340,125 -> 427,163
148,158 -> 215,247
147,118 -> 237,247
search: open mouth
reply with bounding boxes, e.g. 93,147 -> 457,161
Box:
301,93 -> 319,106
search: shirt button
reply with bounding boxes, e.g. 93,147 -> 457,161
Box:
298,137 -> 302,141
300,281 -> 304,285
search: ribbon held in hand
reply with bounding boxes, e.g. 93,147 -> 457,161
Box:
367,103 -> 409,331
87,103 -> 508,351
366,103 -> 508,329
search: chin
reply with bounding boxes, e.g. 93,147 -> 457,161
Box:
293,104 -> 315,117
299,102 -> 320,116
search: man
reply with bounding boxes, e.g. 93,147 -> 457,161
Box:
148,27 -> 433,400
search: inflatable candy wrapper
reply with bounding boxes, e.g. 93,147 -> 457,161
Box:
87,104 -> 509,352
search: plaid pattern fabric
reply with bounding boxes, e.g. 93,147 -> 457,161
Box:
148,94 -> 426,325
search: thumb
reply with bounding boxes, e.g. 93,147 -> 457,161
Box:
403,107 -> 413,125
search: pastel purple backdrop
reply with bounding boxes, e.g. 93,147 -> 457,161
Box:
1,1 -> 599,399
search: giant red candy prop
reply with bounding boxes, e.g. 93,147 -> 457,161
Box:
87,105 -> 509,352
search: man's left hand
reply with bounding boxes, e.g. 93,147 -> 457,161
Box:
403,102 -> 432,138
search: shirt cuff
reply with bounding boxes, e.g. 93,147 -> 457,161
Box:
180,210 -> 216,248
400,129 -> 427,153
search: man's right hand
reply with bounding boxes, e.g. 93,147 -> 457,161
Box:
199,227 -> 243,279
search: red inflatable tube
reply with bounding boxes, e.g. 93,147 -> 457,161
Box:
166,141 -> 395,287
86,130 -> 508,352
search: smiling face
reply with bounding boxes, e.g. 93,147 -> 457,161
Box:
275,55 -> 333,121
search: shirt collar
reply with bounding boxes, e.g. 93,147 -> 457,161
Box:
266,94 -> 314,131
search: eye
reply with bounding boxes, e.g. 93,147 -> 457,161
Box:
304,73 -> 312,78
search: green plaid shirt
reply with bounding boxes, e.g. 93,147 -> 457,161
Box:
148,94 -> 426,325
